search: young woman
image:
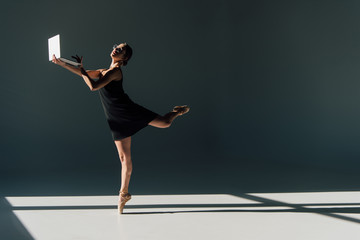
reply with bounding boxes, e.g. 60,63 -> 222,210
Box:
52,43 -> 190,214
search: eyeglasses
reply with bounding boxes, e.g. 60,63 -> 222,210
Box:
113,44 -> 125,53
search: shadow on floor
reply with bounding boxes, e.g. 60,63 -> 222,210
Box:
1,156 -> 360,239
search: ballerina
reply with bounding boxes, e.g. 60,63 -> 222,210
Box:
52,42 -> 189,214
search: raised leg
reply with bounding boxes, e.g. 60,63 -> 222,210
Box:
148,105 -> 190,128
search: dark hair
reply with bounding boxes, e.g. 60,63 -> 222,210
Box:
122,44 -> 133,66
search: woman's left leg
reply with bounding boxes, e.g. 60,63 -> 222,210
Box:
148,105 -> 190,128
114,137 -> 132,214
114,137 -> 132,193
148,111 -> 181,128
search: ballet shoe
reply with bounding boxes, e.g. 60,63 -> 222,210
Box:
173,105 -> 190,115
118,191 -> 131,214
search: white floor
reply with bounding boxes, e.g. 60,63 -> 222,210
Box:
5,192 -> 360,240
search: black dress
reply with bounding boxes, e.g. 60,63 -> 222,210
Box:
99,77 -> 158,140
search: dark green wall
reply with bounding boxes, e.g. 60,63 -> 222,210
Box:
2,0 -> 360,177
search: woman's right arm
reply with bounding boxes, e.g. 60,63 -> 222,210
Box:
51,54 -> 102,79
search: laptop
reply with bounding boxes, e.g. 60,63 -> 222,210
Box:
48,34 -> 81,67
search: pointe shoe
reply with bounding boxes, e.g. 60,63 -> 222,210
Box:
173,105 -> 190,115
118,191 -> 131,214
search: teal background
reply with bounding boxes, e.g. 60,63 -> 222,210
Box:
1,0 -> 360,196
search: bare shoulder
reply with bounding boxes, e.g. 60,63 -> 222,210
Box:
100,67 -> 123,80
101,67 -> 122,75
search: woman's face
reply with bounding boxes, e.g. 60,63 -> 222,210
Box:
111,43 -> 127,60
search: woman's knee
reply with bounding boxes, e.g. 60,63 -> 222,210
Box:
120,156 -> 132,172
119,152 -> 131,163
119,154 -> 125,163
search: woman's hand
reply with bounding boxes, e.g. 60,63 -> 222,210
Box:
51,54 -> 66,67
71,54 -> 83,68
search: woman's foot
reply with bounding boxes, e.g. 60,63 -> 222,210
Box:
118,191 -> 131,214
173,105 -> 190,115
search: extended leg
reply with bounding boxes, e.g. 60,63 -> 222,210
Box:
148,105 -> 190,128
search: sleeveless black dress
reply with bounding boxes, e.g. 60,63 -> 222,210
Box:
99,78 -> 158,140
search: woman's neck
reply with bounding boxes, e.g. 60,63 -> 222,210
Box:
110,60 -> 121,69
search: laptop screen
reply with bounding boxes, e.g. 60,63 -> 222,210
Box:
48,34 -> 61,61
